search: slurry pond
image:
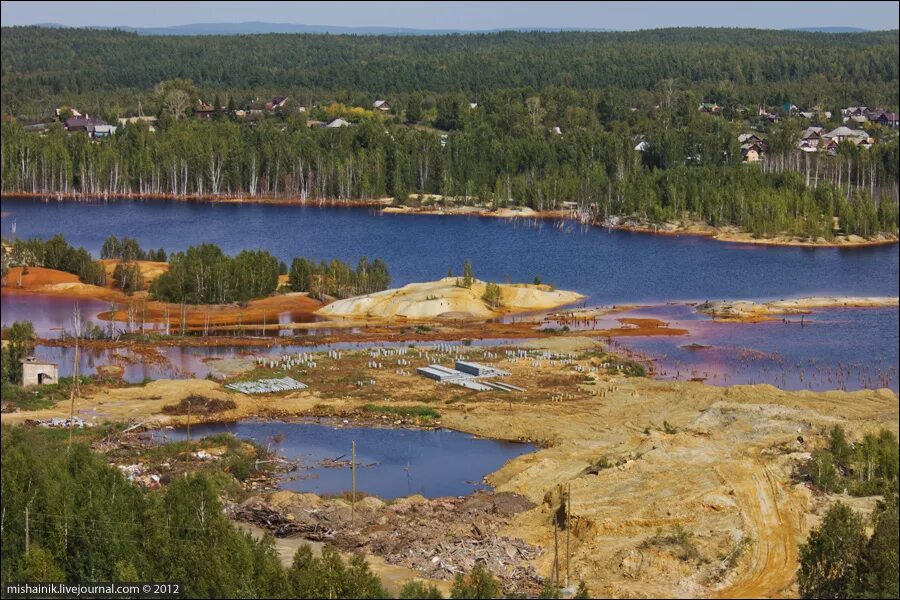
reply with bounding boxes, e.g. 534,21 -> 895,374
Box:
154,420 -> 536,499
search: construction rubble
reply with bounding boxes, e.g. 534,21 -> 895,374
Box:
229,490 -> 545,594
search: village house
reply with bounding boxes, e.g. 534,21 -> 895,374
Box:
698,102 -> 721,114
798,126 -> 824,152
64,114 -> 109,136
265,96 -> 289,110
325,117 -> 352,128
194,101 -> 216,120
20,357 -> 58,386
820,126 -> 874,154
741,143 -> 764,163
870,110 -> 899,128
372,100 -> 391,112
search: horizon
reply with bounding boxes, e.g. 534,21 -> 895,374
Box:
2,0 -> 899,32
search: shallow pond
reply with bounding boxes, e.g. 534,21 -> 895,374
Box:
154,420 -> 536,499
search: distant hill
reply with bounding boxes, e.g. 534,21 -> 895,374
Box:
789,27 -> 871,33
34,21 -> 615,36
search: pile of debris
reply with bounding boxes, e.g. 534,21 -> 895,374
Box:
228,500 -> 335,540
235,490 -> 544,594
26,416 -> 94,428
161,394 -> 237,415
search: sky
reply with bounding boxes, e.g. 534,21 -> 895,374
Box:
1,0 -> 898,31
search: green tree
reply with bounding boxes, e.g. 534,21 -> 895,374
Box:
461,259 -> 474,289
481,282 -> 502,309
798,503 -> 867,599
399,580 -> 444,599
450,563 -> 499,599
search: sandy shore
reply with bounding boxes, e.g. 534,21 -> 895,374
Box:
698,296 -> 900,322
7,192 -> 896,248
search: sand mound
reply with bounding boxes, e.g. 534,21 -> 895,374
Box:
99,260 -> 169,285
316,278 -> 583,321
699,296 -> 899,321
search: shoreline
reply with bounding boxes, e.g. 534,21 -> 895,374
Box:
4,192 -> 898,249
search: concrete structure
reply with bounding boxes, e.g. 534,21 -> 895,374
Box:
454,360 -> 510,377
21,357 -> 58,386
225,376 -> 307,394
417,362 -> 521,392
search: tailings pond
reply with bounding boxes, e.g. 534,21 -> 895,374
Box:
154,420 -> 535,499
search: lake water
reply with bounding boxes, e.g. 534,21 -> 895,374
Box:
3,198 -> 898,303
2,199 -> 898,392
153,420 -> 535,499
608,305 -> 899,392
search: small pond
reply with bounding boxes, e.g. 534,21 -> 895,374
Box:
154,420 -> 535,500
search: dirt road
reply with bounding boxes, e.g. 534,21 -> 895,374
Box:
716,461 -> 800,598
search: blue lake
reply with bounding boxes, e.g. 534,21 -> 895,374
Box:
2,198 -> 897,304
2,199 -> 898,392
154,420 -> 535,499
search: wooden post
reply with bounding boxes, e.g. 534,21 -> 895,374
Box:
186,398 -> 191,442
566,483 -> 571,588
68,302 -> 81,451
553,514 -> 560,587
351,441 -> 356,525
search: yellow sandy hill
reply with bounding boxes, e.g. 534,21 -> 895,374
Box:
317,277 -> 583,321
699,296 -> 899,321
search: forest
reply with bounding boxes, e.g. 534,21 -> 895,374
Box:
2,27 -> 898,115
2,27 -> 899,239
0,235 -> 391,304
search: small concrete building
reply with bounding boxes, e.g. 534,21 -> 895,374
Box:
21,357 -> 58,386
455,360 -> 510,377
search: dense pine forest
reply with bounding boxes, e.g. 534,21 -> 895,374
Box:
1,27 -> 898,238
2,27 -> 898,111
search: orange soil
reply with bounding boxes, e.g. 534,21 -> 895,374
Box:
1,266 -> 120,300
613,317 -> 689,337
2,266 -> 322,329
97,292 -> 322,329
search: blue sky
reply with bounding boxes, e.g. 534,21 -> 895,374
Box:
1,0 -> 898,30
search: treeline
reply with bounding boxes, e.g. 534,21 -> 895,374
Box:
2,113 -> 898,238
289,257 -> 390,300
101,235 -> 166,262
2,27 -> 898,115
0,234 -> 104,285
800,425 -> 898,496
4,426 -> 566,598
799,496 -> 898,599
1,235 -> 391,304
150,244 -> 390,304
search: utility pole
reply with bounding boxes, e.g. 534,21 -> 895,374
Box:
351,441 -> 356,525
566,483 -> 571,588
24,507 -> 29,555
553,514 -> 560,587
68,302 -> 81,451
186,397 -> 191,442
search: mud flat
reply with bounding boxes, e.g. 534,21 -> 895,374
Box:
317,277 -> 583,321
697,296 -> 899,322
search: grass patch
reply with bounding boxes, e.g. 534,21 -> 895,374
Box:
640,524 -> 700,562
362,404 -> 440,420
